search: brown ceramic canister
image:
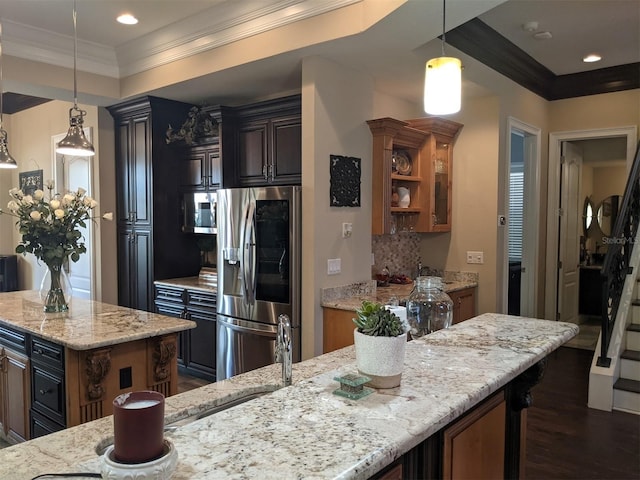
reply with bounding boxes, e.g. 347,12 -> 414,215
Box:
112,390 -> 165,464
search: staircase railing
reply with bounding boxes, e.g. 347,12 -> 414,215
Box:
597,140 -> 640,367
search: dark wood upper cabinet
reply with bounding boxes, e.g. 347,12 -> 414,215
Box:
108,96 -> 202,311
235,95 -> 301,186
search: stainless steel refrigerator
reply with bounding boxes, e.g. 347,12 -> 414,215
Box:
216,186 -> 302,381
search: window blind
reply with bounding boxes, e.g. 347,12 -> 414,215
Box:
509,171 -> 524,260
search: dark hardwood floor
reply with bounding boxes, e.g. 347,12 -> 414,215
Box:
526,346 -> 640,480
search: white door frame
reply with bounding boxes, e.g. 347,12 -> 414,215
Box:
51,128 -> 96,300
503,117 -> 541,317
544,126 -> 638,321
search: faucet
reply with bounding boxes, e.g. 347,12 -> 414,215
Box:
275,314 -> 292,387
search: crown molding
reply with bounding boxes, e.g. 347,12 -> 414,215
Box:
2,19 -> 119,78
116,0 -> 361,76
1,0 -> 360,80
446,18 -> 640,101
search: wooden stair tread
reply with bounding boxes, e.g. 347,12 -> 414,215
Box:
628,323 -> 640,332
614,377 -> 640,394
621,349 -> 640,362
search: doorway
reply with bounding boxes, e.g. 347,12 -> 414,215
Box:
504,117 -> 541,318
52,129 -> 95,299
545,126 -> 637,322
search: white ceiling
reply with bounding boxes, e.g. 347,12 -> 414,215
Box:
0,0 -> 638,107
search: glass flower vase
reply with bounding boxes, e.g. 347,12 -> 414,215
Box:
39,263 -> 73,313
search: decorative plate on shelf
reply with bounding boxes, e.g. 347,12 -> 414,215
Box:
395,151 -> 412,175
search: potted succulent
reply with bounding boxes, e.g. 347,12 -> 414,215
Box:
353,300 -> 408,388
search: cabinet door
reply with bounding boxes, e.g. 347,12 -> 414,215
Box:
449,288 -> 476,324
323,308 -> 356,353
115,121 -> 133,224
118,229 -> 152,311
155,302 -> 187,366
2,348 -> 31,443
270,115 -> 301,185
442,392 -> 506,479
181,147 -> 208,190
184,309 -> 216,380
237,118 -> 269,186
430,137 -> 452,232
115,114 -> 152,225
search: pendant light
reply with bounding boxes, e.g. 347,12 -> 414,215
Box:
56,0 -> 95,157
0,21 -> 17,169
424,0 -> 461,115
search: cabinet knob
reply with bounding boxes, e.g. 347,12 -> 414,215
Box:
268,163 -> 274,181
39,388 -> 52,395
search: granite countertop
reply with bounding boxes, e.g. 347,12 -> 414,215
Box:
155,276 -> 217,293
321,277 -> 478,312
0,291 -> 196,350
0,313 -> 577,480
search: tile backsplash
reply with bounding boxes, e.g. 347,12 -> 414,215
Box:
372,233 -> 440,278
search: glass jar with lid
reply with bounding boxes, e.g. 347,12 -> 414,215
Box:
406,276 -> 453,339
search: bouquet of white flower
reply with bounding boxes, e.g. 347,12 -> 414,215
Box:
0,180 -> 112,312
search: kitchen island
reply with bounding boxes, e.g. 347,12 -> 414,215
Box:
0,313 -> 576,479
0,291 -> 195,442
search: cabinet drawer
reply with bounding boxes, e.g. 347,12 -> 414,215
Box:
31,365 -> 65,425
155,286 -> 185,304
31,337 -> 65,370
186,308 -> 216,323
30,409 -> 65,439
0,325 -> 27,354
186,290 -> 216,311
155,302 -> 186,318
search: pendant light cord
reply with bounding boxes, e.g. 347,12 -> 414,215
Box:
72,0 -> 78,109
0,20 -> 4,130
441,0 -> 446,57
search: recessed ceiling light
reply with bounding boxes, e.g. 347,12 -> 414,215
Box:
117,13 -> 138,25
583,54 -> 602,63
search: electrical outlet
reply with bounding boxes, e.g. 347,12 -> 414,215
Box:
342,222 -> 353,238
466,251 -> 484,264
327,258 -> 341,275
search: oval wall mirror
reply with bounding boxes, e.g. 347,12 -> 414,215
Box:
583,197 -> 594,237
597,195 -> 621,237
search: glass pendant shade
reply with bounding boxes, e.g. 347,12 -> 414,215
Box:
424,56 -> 461,115
0,129 -> 17,169
56,107 -> 94,157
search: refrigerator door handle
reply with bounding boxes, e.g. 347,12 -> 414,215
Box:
241,201 -> 257,303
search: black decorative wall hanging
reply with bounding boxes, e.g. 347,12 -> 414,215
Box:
330,155 -> 361,207
19,169 -> 43,196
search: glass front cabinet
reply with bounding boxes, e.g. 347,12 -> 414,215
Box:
367,116 -> 463,234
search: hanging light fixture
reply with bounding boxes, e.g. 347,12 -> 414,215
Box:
56,0 -> 95,157
424,0 -> 462,115
0,21 -> 17,169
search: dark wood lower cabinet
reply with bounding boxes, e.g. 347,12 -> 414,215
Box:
154,283 -> 216,382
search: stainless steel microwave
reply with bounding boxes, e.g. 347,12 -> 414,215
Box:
182,192 -> 217,234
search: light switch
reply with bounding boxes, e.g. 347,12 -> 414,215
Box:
466,251 -> 484,264
327,258 -> 341,275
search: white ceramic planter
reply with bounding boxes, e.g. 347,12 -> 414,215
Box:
353,329 -> 407,388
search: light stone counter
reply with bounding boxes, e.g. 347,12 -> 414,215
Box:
154,276 -> 217,294
0,291 -> 196,350
321,277 -> 478,312
0,313 -> 577,480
